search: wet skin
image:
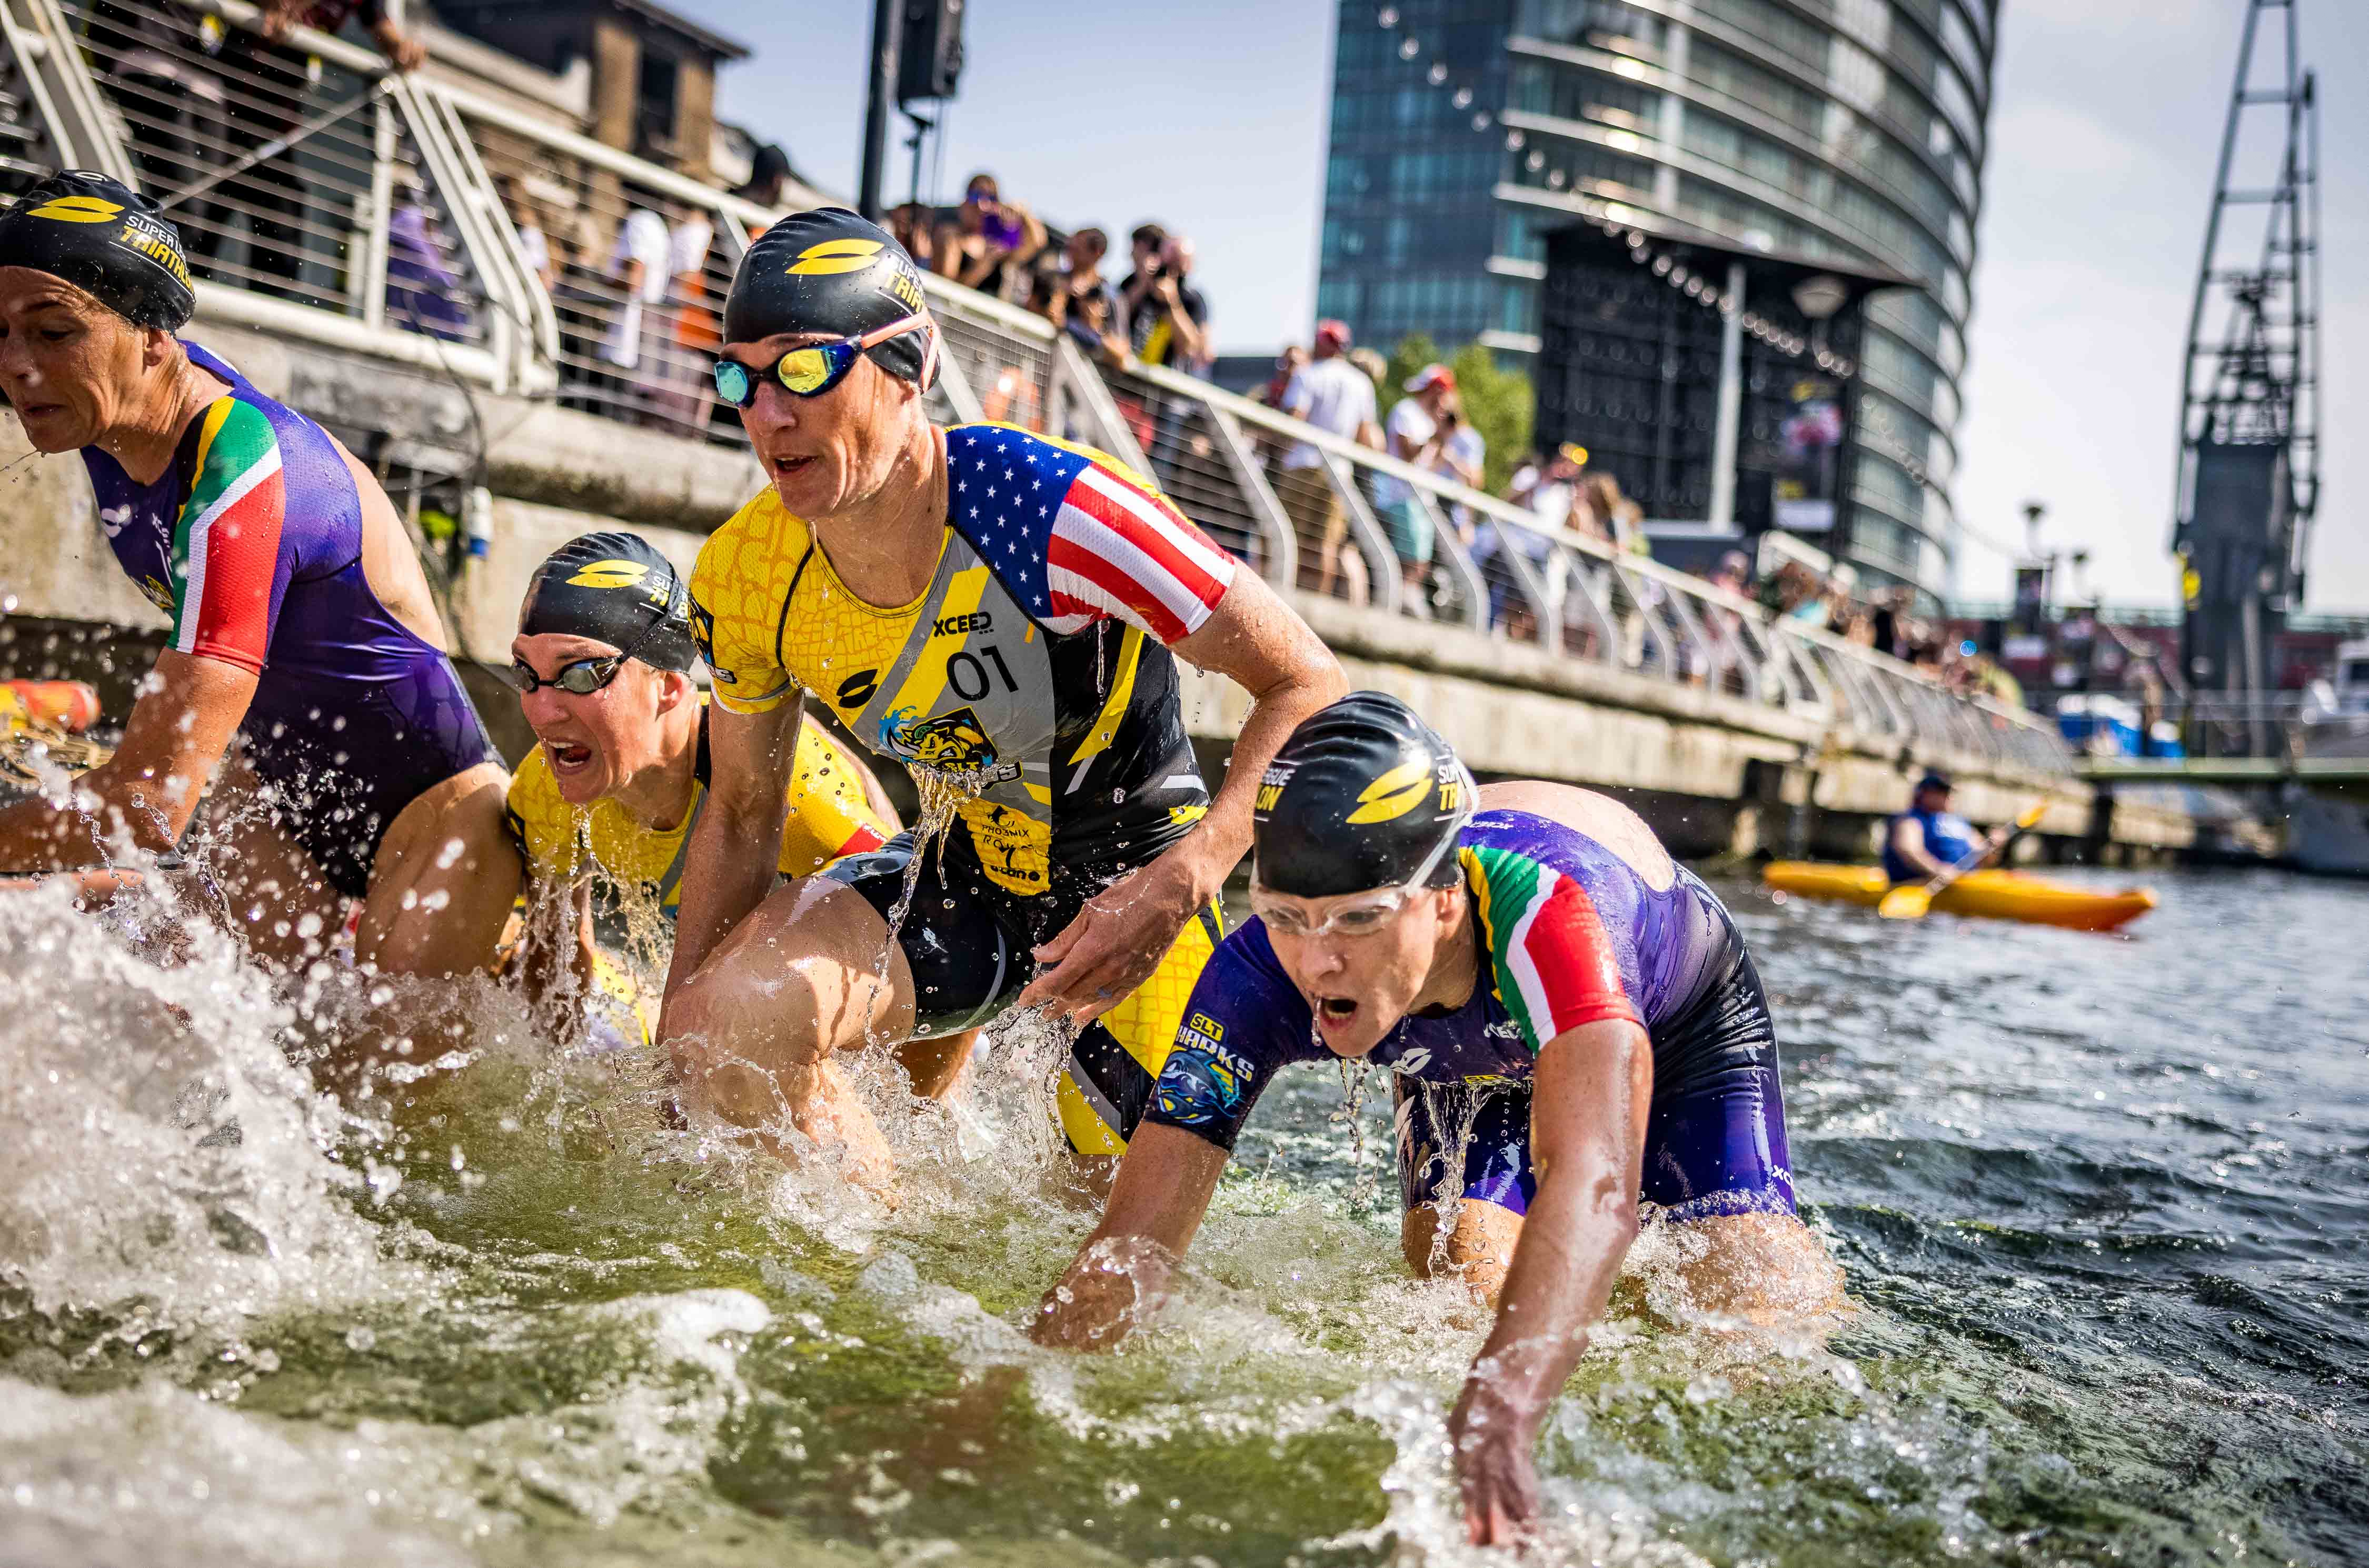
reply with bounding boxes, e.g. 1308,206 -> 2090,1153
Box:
1033,781 -> 1846,1548
0,272 -> 516,977
658,343 -> 1342,1183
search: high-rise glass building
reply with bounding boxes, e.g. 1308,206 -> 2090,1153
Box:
1316,0 -> 1996,599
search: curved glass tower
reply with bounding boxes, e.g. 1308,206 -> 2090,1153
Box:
1316,0 -> 1996,600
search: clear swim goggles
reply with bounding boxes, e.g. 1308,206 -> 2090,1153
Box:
1248,807 -> 1471,941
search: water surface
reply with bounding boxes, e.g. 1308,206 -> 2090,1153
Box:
1,865 -> 2363,1566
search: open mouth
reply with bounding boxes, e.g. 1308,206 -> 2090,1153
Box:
546,741 -> 594,775
1314,995 -> 1360,1033
769,453 -> 817,481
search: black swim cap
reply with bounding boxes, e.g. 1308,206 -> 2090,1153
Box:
518,532 -> 698,673
1252,692 -> 1475,899
0,172 -> 194,331
722,206 -> 935,386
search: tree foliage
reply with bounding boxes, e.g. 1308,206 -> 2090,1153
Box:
1377,333 -> 1534,497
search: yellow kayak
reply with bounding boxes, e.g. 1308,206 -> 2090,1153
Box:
1762,862 -> 2157,932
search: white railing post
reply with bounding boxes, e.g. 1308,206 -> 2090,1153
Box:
1411,488 -> 1486,632
1202,401 -> 1298,588
1320,450 -> 1402,617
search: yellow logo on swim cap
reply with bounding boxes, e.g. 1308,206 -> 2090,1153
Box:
788,238 -> 884,275
566,558 -> 650,590
28,195 -> 124,223
1346,760 -> 1431,825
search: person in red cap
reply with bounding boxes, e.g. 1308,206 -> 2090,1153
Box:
1277,320 -> 1379,598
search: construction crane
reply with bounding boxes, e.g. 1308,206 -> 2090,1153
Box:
2173,0 -> 2320,713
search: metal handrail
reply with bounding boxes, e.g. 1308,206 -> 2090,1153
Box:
0,3 -> 2064,779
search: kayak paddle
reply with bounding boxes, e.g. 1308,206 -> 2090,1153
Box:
1878,798 -> 2052,922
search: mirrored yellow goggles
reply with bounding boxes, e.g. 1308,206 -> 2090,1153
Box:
712,314 -> 930,406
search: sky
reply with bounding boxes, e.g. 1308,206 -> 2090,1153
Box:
701,0 -> 2366,610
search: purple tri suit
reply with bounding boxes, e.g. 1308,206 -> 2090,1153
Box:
78,341 -> 497,897
1147,809 -> 1797,1222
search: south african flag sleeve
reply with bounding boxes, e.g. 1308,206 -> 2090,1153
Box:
1461,843 -> 1642,1053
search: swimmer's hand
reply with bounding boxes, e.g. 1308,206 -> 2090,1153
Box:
1448,1367 -> 1542,1547
1028,1234 -> 1175,1350
1020,840 -> 1216,1022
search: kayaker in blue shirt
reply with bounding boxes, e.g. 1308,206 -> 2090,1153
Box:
1882,772 -> 2006,884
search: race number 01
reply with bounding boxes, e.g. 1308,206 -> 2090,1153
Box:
946,645 -> 1018,702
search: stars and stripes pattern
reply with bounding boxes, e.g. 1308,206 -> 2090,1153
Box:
945,423 -> 1235,644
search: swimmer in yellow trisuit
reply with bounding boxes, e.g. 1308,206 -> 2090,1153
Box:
490,533 -> 976,1080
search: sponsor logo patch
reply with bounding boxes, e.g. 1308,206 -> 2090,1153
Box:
1345,760 -> 1430,825
787,238 -> 883,275
567,558 -> 650,590
29,195 -> 122,223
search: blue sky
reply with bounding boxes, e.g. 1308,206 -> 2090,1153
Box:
701,0 -> 2366,608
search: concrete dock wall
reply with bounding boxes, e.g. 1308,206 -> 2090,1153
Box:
0,316 -> 2189,863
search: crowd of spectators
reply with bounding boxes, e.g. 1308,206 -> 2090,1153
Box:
883,175 -> 1215,385
110,6 -> 2030,720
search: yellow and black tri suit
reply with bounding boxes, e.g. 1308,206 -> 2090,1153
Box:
503,698 -> 892,915
688,422 -> 1239,1154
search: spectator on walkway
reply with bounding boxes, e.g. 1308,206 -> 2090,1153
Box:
938,173 -> 1047,300
1279,319 -> 1380,601
598,199 -> 673,422
1242,345 -> 1309,468
1706,550 -> 1751,601
1033,227 -> 1126,363
1789,563 -> 1856,630
1347,345 -> 1389,390
1372,362 -> 1458,603
1251,345 -> 1307,410
200,0 -> 425,301
1123,235 -> 1210,376
499,177 -> 556,292
1116,224 -> 1167,346
662,202 -> 719,433
887,203 -> 937,272
734,143 -> 797,214
383,171 -> 467,339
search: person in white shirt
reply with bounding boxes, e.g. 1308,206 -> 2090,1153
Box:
1372,362 -> 1459,602
656,206 -> 717,432
599,203 -> 673,423
1279,319 -> 1380,598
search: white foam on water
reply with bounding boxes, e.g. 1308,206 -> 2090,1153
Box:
0,880 -> 388,1327
0,1375 -> 491,1568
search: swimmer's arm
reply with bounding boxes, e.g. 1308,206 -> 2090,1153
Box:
0,650 -> 254,873
1029,1123 -> 1230,1350
661,693 -> 803,1013
1887,815 -> 1949,879
1450,1018 -> 1651,1546
1022,573 -> 1343,1017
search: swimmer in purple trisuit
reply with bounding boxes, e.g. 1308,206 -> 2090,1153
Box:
1032,692 -> 1845,1546
0,172 -> 518,973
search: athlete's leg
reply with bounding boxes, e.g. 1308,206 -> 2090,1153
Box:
1660,1209 -> 1846,1324
1395,1078 -> 1534,1299
1058,902 -> 1223,1195
355,761 -> 522,977
898,1028 -> 980,1101
663,872 -> 920,1190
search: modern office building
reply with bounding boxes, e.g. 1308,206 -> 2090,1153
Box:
1316,0 -> 1997,600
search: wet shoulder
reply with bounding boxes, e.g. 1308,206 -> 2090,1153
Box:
689,488 -> 812,713
185,394 -> 285,514
503,744 -> 583,881
1458,810 -> 1646,1051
